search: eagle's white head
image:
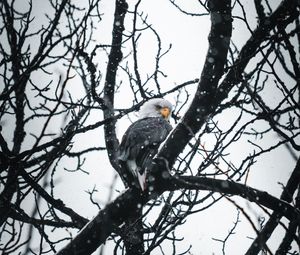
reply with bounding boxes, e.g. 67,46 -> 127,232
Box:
139,98 -> 173,120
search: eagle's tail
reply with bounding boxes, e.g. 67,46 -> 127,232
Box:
126,160 -> 147,191
137,171 -> 147,191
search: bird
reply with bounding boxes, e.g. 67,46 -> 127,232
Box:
118,98 -> 173,191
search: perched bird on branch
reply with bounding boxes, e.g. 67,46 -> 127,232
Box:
118,98 -> 173,191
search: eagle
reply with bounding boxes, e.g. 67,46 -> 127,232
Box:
118,98 -> 173,191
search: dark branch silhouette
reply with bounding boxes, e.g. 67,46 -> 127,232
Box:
1,0 -> 299,254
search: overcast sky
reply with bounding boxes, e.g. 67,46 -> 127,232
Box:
2,0 -> 297,254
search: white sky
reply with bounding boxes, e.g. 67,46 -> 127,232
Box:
1,0 -> 298,254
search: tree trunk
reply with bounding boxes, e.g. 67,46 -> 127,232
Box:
123,206 -> 144,255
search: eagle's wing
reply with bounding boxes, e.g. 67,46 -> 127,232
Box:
118,117 -> 172,162
118,117 -> 172,190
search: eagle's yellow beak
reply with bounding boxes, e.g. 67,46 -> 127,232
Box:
160,107 -> 170,119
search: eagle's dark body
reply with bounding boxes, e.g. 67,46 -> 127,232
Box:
118,116 -> 172,190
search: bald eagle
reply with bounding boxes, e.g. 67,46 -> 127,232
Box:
118,98 -> 173,191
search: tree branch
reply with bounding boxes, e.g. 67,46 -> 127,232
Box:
57,189 -> 144,255
55,1 -> 300,254
159,0 -> 299,168
57,0 -> 233,253
245,157 -> 300,254
168,175 -> 299,221
103,0 -> 128,172
57,162 -> 300,255
158,0 -> 232,167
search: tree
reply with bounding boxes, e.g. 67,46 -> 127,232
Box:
0,0 -> 299,254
